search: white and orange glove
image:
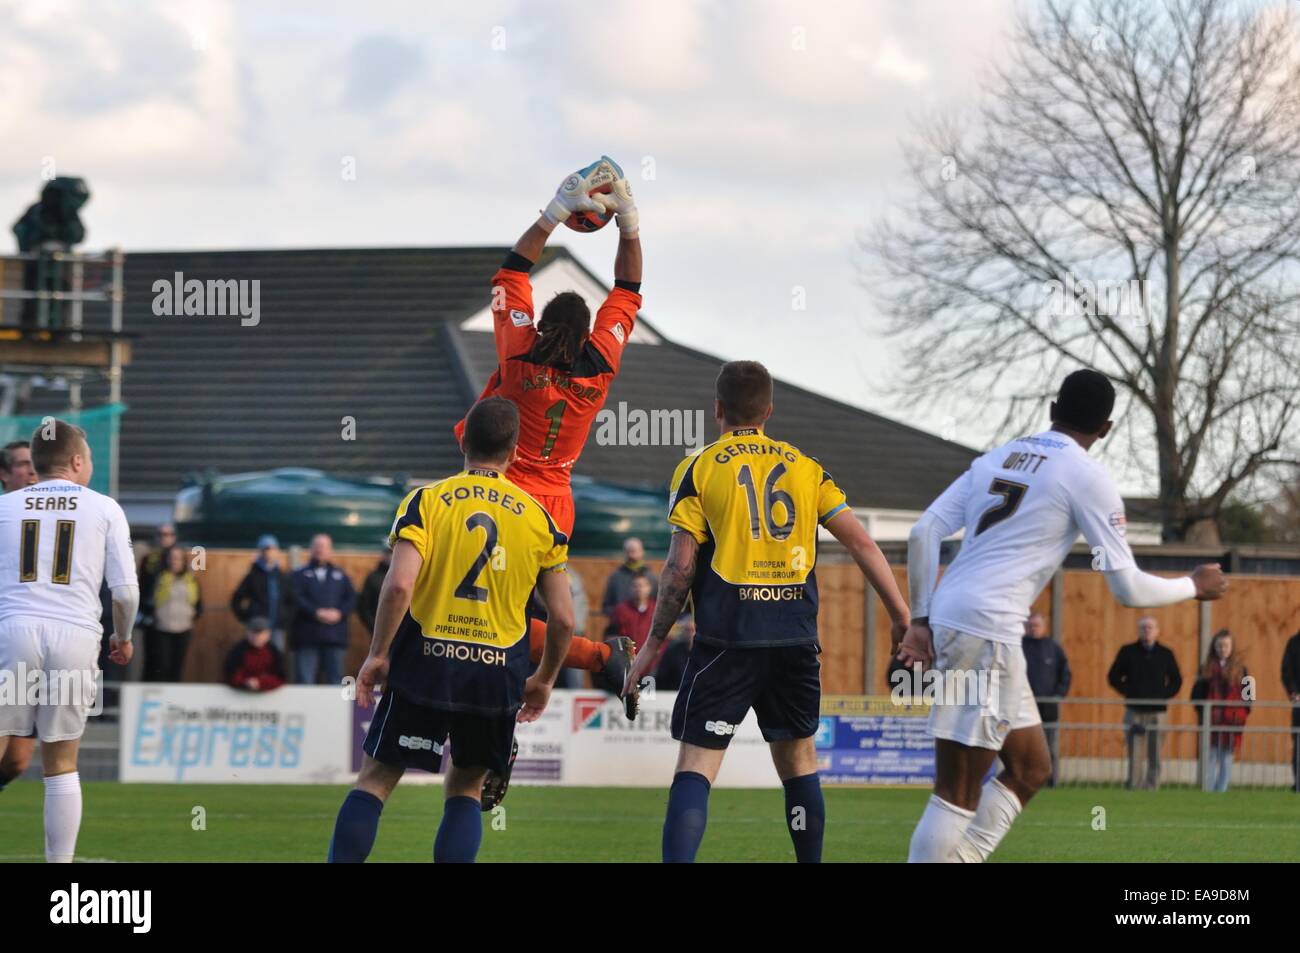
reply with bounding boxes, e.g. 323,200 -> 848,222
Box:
596,172 -> 639,238
542,157 -> 620,228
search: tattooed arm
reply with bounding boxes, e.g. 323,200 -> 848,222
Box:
624,530 -> 699,691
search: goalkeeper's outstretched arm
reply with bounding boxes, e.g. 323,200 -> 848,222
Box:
511,219 -> 554,266
614,229 -> 641,286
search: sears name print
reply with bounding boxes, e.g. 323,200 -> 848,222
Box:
152,271 -> 261,327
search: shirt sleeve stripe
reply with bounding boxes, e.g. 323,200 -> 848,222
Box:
669,456 -> 701,513
394,488 -> 425,533
819,502 -> 849,523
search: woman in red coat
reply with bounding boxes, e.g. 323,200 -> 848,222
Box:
1191,629 -> 1250,792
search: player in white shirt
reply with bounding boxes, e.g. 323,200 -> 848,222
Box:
0,440 -> 40,793
0,420 -> 140,862
899,370 -> 1227,863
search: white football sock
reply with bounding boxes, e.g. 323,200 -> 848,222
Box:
907,794 -> 975,863
953,778 -> 1022,863
44,771 -> 82,863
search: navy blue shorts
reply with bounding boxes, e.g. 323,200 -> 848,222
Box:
670,641 -> 821,749
363,688 -> 517,775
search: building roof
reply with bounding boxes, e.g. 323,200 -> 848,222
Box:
15,246 -> 979,509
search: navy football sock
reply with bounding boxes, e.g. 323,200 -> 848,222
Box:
434,796 -> 483,863
782,773 -> 825,863
328,789 -> 384,862
662,771 -> 711,863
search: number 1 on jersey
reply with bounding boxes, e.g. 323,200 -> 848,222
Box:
540,400 -> 566,459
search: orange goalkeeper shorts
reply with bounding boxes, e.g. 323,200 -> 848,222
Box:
531,491 -> 575,539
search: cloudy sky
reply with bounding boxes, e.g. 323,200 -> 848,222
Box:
2,0 -> 1017,446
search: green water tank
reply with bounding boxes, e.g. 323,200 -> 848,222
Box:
173,468 -> 671,555
568,475 -> 670,556
174,468 -> 406,549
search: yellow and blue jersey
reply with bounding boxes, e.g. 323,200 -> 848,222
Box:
385,468 -> 568,715
667,427 -> 848,648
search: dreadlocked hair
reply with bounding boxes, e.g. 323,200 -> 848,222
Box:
533,291 -> 590,368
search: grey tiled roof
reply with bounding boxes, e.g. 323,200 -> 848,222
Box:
15,245 -> 978,508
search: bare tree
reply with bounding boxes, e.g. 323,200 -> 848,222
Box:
1265,470 -> 1300,541
869,0 -> 1300,542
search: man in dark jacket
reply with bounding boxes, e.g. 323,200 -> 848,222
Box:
1108,616 -> 1182,789
600,537 -> 658,615
355,549 -> 391,635
1282,629 -> 1300,793
1022,612 -> 1071,786
291,533 -> 356,686
230,534 -> 290,650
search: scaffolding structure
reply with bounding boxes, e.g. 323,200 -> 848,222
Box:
0,248 -> 131,494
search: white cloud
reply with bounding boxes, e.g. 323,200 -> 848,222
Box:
0,0 -> 1018,447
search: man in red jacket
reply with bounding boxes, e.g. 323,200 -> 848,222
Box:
605,577 -> 658,654
225,617 -> 287,692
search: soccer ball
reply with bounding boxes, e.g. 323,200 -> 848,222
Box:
564,181 -> 614,232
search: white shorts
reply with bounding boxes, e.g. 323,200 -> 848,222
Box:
927,626 -> 1040,751
0,616 -> 101,742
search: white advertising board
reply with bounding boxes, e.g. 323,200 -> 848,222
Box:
513,689 -> 780,788
119,683 -> 352,783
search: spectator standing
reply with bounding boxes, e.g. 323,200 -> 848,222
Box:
1022,611 -> 1071,786
230,534 -> 290,650
1190,629 -> 1250,792
1284,629 -> 1300,793
290,533 -> 356,685
605,575 -> 657,653
0,440 -> 37,492
138,523 -> 177,629
1107,616 -> 1182,790
224,616 -> 287,692
594,575 -> 657,696
356,548 -> 391,635
145,545 -> 201,682
600,536 -> 657,615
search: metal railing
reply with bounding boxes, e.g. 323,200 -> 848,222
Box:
14,687 -> 1300,789
0,248 -> 124,332
1037,696 -> 1298,790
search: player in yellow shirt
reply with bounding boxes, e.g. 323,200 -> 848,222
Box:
626,361 -> 911,862
327,396 -> 574,863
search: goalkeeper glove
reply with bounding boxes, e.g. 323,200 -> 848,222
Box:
542,157 -> 619,228
595,172 -> 639,238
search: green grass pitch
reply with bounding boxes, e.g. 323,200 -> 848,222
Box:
0,783 -> 1294,862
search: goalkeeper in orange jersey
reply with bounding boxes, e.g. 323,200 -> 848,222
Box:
453,159 -> 642,803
